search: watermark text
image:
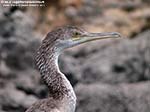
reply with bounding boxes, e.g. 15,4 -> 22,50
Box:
0,0 -> 45,7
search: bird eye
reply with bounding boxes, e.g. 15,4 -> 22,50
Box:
74,32 -> 81,36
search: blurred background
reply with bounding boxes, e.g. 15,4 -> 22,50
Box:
0,0 -> 150,112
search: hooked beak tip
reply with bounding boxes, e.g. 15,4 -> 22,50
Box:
110,32 -> 122,38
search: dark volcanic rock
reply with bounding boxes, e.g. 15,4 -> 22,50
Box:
0,6 -> 41,112
0,7 -> 40,70
0,86 -> 37,112
75,82 -> 150,112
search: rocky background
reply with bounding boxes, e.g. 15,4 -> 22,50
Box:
0,0 -> 150,112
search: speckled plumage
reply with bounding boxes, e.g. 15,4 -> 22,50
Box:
26,26 -> 83,112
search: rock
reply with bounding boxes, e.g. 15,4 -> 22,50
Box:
21,95 -> 38,109
0,5 -> 41,112
59,53 -> 80,86
0,86 -> 38,112
15,71 -> 38,94
14,70 -> 48,98
65,6 -> 78,19
75,82 -> 150,112
0,61 -> 12,78
0,8 -> 40,70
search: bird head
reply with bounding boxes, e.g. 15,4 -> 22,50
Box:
43,26 -> 122,53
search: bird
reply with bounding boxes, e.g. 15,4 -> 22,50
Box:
25,26 -> 121,112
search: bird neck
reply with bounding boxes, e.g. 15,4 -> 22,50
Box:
35,44 -> 76,105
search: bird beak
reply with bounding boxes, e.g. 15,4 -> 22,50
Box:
80,32 -> 122,43
71,32 -> 122,47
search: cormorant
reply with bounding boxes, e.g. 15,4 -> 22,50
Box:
26,26 -> 121,112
